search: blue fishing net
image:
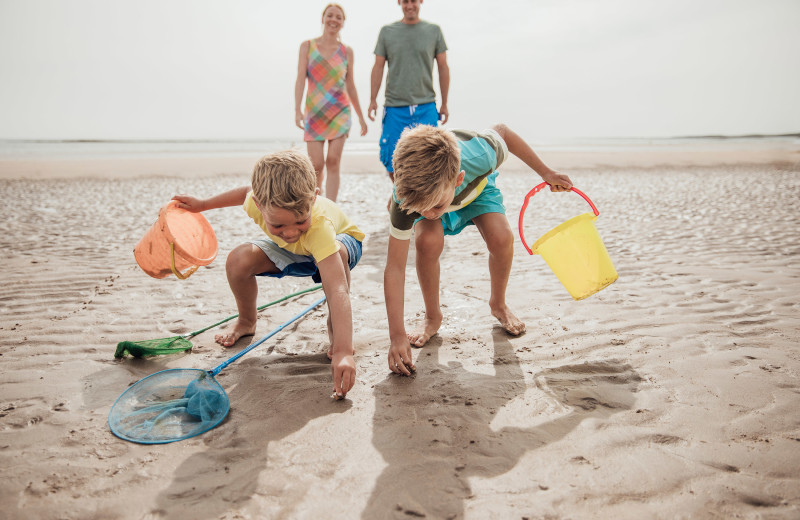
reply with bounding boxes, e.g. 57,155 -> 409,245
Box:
108,295 -> 327,444
108,368 -> 229,444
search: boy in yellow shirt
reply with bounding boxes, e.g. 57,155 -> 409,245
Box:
173,149 -> 364,398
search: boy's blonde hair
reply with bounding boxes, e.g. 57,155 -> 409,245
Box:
392,125 -> 461,213
251,150 -> 317,216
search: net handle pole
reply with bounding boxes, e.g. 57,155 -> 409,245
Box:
188,285 -> 323,337
208,295 -> 327,377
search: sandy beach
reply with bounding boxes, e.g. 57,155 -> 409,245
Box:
1,141 -> 799,519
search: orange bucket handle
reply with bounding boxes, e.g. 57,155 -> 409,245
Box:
169,242 -> 199,280
518,182 -> 599,255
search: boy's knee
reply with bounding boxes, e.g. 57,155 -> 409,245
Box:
226,244 -> 266,277
225,245 -> 249,272
337,241 -> 350,266
486,227 -> 514,252
415,229 -> 444,255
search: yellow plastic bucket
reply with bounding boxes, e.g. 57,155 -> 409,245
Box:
518,183 -> 618,300
133,201 -> 218,280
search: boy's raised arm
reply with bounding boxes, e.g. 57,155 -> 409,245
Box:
384,235 -> 415,375
316,253 -> 356,398
491,124 -> 573,192
172,186 -> 250,212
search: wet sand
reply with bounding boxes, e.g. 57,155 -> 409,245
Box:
1,143 -> 799,519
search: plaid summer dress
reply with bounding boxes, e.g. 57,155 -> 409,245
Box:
303,39 -> 352,142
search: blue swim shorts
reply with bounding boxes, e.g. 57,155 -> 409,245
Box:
379,102 -> 440,173
249,234 -> 362,283
414,171 -> 506,236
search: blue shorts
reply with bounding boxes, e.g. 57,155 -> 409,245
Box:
414,172 -> 505,236
249,234 -> 362,283
379,102 -> 440,173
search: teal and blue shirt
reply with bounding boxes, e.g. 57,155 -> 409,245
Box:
389,128 -> 509,240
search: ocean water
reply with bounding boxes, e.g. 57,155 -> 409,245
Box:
0,138 -> 378,161
0,135 -> 796,161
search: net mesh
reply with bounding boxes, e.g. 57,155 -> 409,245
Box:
108,368 -> 229,444
114,337 -> 193,358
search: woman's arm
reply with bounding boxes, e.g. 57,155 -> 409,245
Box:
345,45 -> 367,136
294,40 -> 310,130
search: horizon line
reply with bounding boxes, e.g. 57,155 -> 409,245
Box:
1,132 -> 799,144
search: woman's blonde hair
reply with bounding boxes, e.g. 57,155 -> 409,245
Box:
393,125 -> 461,213
251,150 -> 317,216
322,3 -> 346,23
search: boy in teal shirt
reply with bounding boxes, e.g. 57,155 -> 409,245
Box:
384,124 -> 573,375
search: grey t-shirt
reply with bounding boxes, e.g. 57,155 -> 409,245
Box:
374,20 -> 447,107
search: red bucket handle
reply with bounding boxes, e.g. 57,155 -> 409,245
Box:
518,182 -> 599,255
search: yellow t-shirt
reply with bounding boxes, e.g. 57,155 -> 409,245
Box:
243,192 -> 365,263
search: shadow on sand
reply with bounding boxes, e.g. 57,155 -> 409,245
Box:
93,349 -> 349,519
364,331 -> 641,519
149,351 -> 351,519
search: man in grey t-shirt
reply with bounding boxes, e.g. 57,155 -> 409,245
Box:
368,0 -> 450,180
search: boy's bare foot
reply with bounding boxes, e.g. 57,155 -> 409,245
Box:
491,305 -> 526,336
214,319 -> 256,347
407,314 -> 442,347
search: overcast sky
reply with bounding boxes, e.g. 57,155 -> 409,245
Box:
1,0 -> 798,141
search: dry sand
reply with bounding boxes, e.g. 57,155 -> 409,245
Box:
0,142 -> 799,519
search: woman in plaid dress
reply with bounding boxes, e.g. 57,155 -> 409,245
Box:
294,3 -> 367,202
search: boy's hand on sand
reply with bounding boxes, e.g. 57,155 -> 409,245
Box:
171,195 -> 205,212
389,340 -> 416,376
541,171 -> 573,192
331,352 -> 356,399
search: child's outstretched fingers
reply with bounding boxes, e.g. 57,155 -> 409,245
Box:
331,354 -> 356,400
171,195 -> 203,212
388,344 -> 415,376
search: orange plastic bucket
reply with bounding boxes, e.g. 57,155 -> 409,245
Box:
134,201 -> 218,280
518,183 -> 618,300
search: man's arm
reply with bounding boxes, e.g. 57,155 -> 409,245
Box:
317,252 -> 356,397
435,51 -> 450,124
384,235 -> 415,375
368,55 -> 387,122
491,124 -> 573,192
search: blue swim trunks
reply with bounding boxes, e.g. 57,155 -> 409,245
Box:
414,171 -> 505,236
249,234 -> 362,283
379,102 -> 440,173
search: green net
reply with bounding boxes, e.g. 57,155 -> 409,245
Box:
114,285 -> 322,358
114,337 -> 193,358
